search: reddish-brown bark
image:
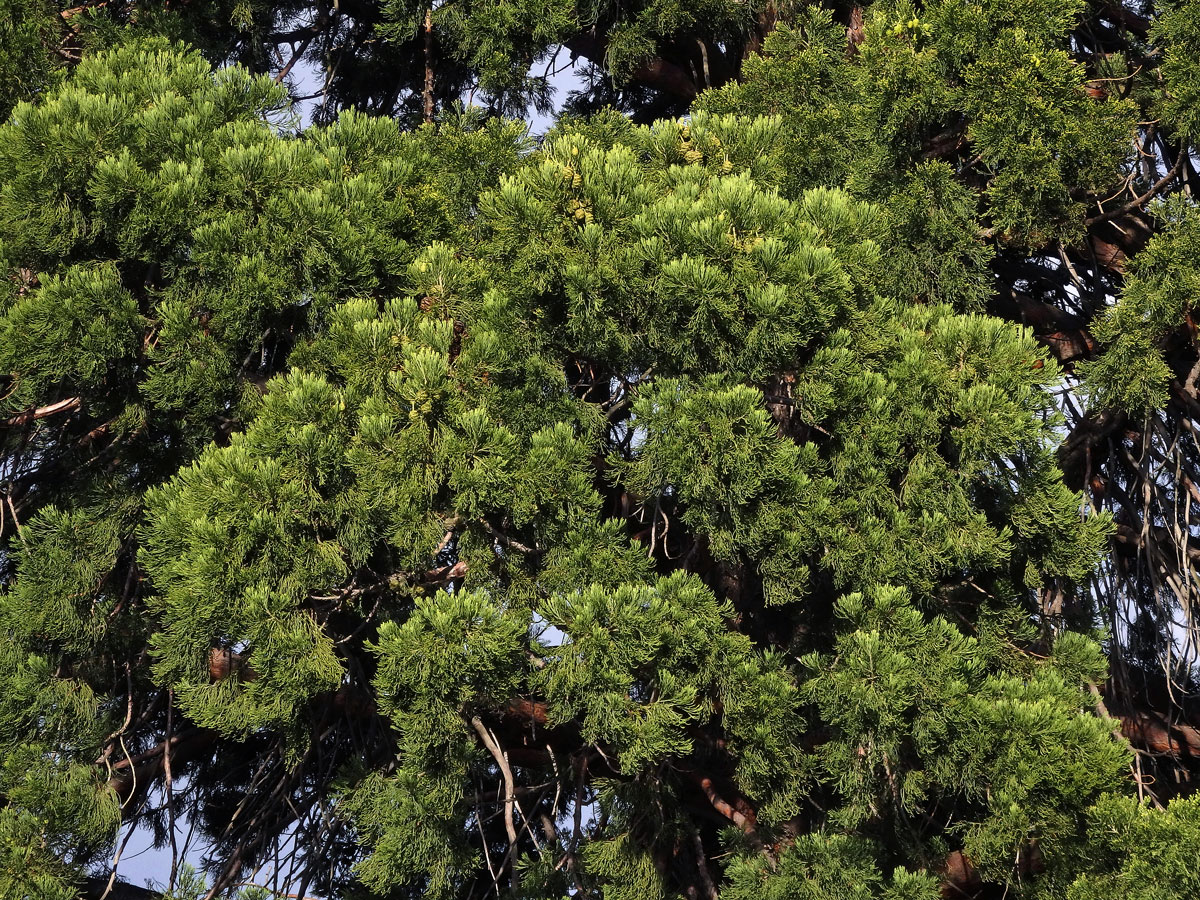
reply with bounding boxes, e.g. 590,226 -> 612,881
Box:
1120,712 -> 1200,758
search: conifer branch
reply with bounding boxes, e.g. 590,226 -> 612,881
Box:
1087,154 -> 1185,227
108,729 -> 217,803
2,395 -> 81,426
274,35 -> 315,85
482,519 -> 540,555
695,775 -> 755,834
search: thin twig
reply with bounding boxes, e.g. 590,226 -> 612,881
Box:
165,690 -> 179,890
1087,154 -> 1184,226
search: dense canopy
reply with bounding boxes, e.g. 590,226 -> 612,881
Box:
2,2 -> 1200,899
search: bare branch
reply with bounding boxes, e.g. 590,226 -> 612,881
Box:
470,715 -> 521,893
2,396 -> 81,426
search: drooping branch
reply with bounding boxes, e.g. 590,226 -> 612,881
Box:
107,728 -> 218,804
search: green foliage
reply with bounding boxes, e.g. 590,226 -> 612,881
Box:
696,10 -> 856,194
1067,794 -> 1200,900
626,299 -> 1106,604
343,766 -> 480,897
0,264 -> 143,412
590,0 -> 757,84
478,115 -> 812,375
410,0 -> 576,103
0,744 -> 118,900
0,39 -> 527,503
624,376 -> 823,605
0,0 -> 60,121
141,292 -> 594,733
724,831 -> 940,900
800,587 -> 1126,884
0,38 -> 536,893
1085,197 -> 1200,411
1155,0 -> 1200,142
540,573 -> 801,781
123,102 -> 1117,896
697,0 -> 1137,248
348,590 -> 531,895
375,590 -> 529,769
961,24 -> 1134,243
1,505 -> 129,653
351,573 -> 806,893
697,12 -> 994,309
0,6 -> 1179,898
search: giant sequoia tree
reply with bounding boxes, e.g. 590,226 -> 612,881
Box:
3,2 -> 1200,898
